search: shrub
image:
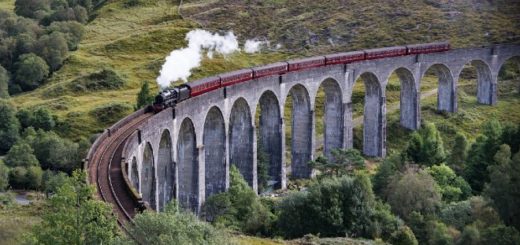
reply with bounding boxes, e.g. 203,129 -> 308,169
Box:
122,202 -> 226,245
14,53 -> 49,91
386,169 -> 441,221
9,166 -> 28,189
90,102 -> 132,124
202,165 -> 275,235
4,141 -> 39,168
390,226 -> 418,245
69,69 -> 125,92
277,174 -> 398,240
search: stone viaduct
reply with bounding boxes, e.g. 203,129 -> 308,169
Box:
119,44 -> 519,213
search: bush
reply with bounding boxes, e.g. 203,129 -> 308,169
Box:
26,166 -> 43,190
69,69 -> 125,92
390,226 -> 418,245
9,166 -> 28,189
386,169 -> 442,221
29,130 -> 80,172
277,174 -> 398,240
122,202 -> 226,245
31,107 -> 56,131
4,141 -> 39,168
34,32 -> 68,71
90,102 -> 132,124
47,21 -> 85,50
439,200 -> 472,230
481,225 -> 520,245
427,164 -> 471,203
202,166 -> 275,235
14,53 -> 49,91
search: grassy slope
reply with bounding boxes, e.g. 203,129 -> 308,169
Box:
5,0 -> 520,140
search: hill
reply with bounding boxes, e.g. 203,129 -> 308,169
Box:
5,0 -> 520,141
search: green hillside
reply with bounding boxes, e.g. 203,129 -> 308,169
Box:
5,0 -> 520,141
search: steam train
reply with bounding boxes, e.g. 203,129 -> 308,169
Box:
152,41 -> 450,112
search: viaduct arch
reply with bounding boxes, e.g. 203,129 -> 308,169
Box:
113,44 -> 520,213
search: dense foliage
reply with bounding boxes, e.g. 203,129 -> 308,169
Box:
121,202 -> 226,245
0,0 -> 101,96
26,170 -> 118,245
277,174 -> 401,240
203,166 -> 275,235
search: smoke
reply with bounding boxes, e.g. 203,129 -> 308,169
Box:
156,29 -> 271,87
244,39 -> 268,53
156,29 -> 239,87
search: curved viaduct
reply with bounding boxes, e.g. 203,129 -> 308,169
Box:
86,44 -> 520,222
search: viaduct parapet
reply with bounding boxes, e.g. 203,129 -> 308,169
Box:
92,44 -> 520,214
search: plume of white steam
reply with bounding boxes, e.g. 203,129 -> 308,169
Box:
156,29 -> 239,87
244,39 -> 267,53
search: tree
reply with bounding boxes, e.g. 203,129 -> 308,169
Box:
405,123 -> 446,166
34,32 -> 68,71
449,133 -> 468,174
120,202 -> 225,245
501,123 -> 520,154
9,166 -> 28,189
16,108 -> 33,129
481,225 -> 520,245
202,165 -> 274,235
390,226 -> 419,245
373,153 -> 402,197
30,130 -> 80,172
27,170 -> 118,244
458,225 -> 480,245
47,21 -> 85,50
14,0 -> 51,19
42,170 -> 68,197
277,174 -> 397,239
420,123 -> 446,166
31,107 -> 55,131
0,160 -> 9,191
26,166 -> 43,190
135,81 -> 155,110
427,164 -> 471,203
14,53 -> 49,91
0,100 -> 20,154
4,141 -> 39,168
309,148 -> 365,177
464,135 -> 488,193
485,147 -> 520,230
386,169 -> 442,221
439,200 -> 473,231
0,65 -> 9,98
426,220 -> 454,245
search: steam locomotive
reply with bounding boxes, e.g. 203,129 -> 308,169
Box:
152,41 -> 450,112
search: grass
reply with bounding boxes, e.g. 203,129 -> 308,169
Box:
0,197 -> 45,245
4,0 -> 519,141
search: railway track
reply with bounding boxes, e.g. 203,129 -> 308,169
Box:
87,112 -> 153,227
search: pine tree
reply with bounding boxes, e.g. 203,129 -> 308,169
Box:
420,123 -> 446,166
135,81 -> 155,110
